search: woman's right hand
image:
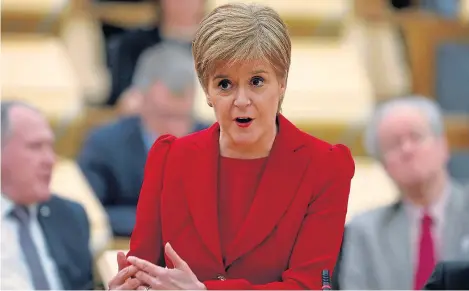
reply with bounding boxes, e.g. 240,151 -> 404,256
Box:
108,251 -> 142,290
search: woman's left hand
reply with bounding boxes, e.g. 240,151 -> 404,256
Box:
127,243 -> 207,290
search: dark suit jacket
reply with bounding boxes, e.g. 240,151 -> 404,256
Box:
106,27 -> 162,105
77,115 -> 208,236
127,114 -> 355,290
424,261 -> 469,290
39,195 -> 93,289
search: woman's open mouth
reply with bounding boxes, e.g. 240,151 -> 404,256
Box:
235,117 -> 253,128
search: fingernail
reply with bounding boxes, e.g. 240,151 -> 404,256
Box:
127,256 -> 136,262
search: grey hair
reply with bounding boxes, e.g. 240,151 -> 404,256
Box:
132,41 -> 196,95
1,100 -> 40,148
364,95 -> 445,159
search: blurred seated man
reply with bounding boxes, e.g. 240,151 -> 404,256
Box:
1,101 -> 93,290
78,43 -> 209,237
339,96 -> 469,290
424,261 -> 469,290
106,0 -> 205,105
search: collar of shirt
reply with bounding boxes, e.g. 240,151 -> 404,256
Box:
1,194 -> 38,220
402,184 -> 452,263
139,124 -> 159,152
403,185 -> 449,223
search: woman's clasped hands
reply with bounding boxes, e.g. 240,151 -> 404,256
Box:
108,243 -> 206,290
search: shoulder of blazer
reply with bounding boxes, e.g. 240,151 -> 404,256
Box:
167,122 -> 218,153
43,195 -> 90,231
346,201 -> 402,235
84,115 -> 142,146
300,130 -> 356,181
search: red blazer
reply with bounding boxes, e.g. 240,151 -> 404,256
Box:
128,114 -> 355,290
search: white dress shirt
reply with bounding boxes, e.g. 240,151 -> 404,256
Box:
1,194 -> 63,290
403,188 -> 449,269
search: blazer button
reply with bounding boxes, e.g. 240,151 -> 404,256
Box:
216,275 -> 226,281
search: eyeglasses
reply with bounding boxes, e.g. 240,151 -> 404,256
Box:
381,131 -> 433,158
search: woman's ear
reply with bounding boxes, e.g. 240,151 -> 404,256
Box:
207,98 -> 213,107
279,76 -> 287,96
277,76 -> 287,113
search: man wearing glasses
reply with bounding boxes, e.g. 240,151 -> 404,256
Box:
338,96 -> 469,290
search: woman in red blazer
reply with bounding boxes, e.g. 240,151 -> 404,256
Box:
108,3 -> 355,290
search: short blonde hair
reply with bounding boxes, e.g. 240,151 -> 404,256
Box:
192,3 -> 291,91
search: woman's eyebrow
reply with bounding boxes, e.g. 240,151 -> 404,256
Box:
250,69 -> 268,74
213,74 -> 229,80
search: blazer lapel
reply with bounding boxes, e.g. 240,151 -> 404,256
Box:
37,202 -> 72,290
128,117 -> 148,166
442,182 -> 468,259
185,124 -> 223,267
384,203 -> 412,289
225,115 -> 311,266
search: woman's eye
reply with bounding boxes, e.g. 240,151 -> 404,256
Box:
251,76 -> 264,87
218,79 -> 232,90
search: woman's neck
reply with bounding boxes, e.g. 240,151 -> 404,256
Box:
219,125 -> 277,159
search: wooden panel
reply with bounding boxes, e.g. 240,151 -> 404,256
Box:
2,34 -> 82,122
353,0 -> 393,20
1,0 -> 70,34
396,11 -> 469,98
209,0 -> 348,37
211,0 -> 350,18
347,157 -> 399,221
92,1 -> 159,28
445,114 -> 469,150
111,237 -> 131,250
296,114 -> 469,156
461,0 -> 469,22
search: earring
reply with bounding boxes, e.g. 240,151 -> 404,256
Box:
207,100 -> 213,107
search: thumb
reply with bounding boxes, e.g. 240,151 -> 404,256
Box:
117,251 -> 127,271
165,242 -> 188,271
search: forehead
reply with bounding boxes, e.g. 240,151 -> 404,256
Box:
378,106 -> 431,135
8,107 -> 53,140
212,60 -> 275,76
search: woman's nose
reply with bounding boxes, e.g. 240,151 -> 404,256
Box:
233,88 -> 251,107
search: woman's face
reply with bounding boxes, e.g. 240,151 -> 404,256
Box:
206,60 -> 286,147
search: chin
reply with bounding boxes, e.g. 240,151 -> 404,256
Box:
397,174 -> 427,187
232,134 -> 259,146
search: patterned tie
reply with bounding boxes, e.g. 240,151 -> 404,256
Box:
413,212 -> 436,290
11,206 -> 51,290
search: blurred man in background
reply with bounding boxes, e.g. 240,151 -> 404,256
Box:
78,43 -> 209,237
338,96 -> 469,289
106,0 -> 206,105
1,101 -> 93,290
